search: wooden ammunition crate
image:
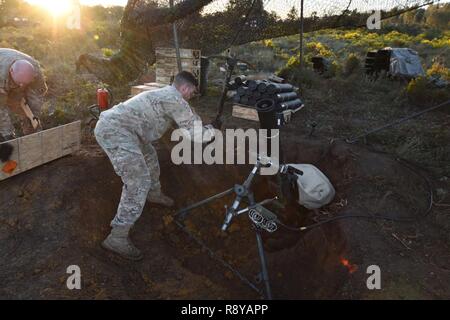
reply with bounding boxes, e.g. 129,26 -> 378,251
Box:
156,47 -> 201,60
156,57 -> 201,68
155,47 -> 201,87
0,121 -> 81,181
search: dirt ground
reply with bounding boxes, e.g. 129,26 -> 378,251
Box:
1,94 -> 450,300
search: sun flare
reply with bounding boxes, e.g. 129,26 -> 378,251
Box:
26,0 -> 73,17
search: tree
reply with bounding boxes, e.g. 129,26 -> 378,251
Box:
77,0 -> 299,85
426,4 -> 450,29
287,6 -> 299,22
402,9 -> 416,24
226,0 -> 261,13
414,8 -> 425,24
0,0 -> 22,26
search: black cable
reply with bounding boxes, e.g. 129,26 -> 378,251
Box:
347,99 -> 450,144
278,214 -> 405,232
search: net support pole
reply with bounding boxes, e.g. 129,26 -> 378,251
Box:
300,0 -> 304,70
170,0 -> 183,73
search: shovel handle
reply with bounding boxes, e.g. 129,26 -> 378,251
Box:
20,103 -> 40,130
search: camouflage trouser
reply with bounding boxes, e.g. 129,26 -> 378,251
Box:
94,121 -> 161,227
0,106 -> 15,141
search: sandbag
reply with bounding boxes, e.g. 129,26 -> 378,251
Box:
288,164 -> 335,209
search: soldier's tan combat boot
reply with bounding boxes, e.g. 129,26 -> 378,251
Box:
147,192 -> 175,207
101,225 -> 143,261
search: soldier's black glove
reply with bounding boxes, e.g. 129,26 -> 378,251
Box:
0,143 -> 14,163
210,118 -> 223,130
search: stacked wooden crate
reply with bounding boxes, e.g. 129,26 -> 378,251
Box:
130,48 -> 202,97
155,47 -> 201,87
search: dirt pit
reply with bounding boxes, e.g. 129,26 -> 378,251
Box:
2,130 -> 449,299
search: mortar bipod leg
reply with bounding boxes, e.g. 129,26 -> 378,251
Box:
255,227 -> 272,300
175,188 -> 234,220
248,192 -> 272,300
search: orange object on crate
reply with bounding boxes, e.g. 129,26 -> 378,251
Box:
2,160 -> 17,175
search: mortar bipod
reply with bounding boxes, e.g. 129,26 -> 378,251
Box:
174,157 -> 304,299
175,157 -> 280,299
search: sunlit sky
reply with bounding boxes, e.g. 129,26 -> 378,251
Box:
24,0 -> 450,18
24,0 -> 302,18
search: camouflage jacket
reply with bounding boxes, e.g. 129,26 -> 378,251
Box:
98,85 -> 215,152
0,48 -> 47,113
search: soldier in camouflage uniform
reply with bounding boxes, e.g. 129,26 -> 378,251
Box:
0,48 -> 48,142
95,71 -> 220,260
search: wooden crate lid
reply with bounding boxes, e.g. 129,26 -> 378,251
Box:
0,121 -> 81,181
232,104 -> 259,122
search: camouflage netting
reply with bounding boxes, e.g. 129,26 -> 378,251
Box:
76,0 -> 439,85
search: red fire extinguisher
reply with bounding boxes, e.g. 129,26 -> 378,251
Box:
97,88 -> 111,110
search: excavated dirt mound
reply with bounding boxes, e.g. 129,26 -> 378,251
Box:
2,131 -> 449,299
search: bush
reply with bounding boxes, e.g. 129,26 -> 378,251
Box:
343,53 -> 360,77
420,37 -> 450,48
306,41 -> 335,58
422,28 -> 443,40
277,55 -> 320,88
263,39 -> 274,48
324,60 -> 340,78
102,48 -> 114,57
277,55 -> 300,83
383,31 -> 414,47
406,76 -> 450,106
377,24 -> 423,37
427,62 -> 450,81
